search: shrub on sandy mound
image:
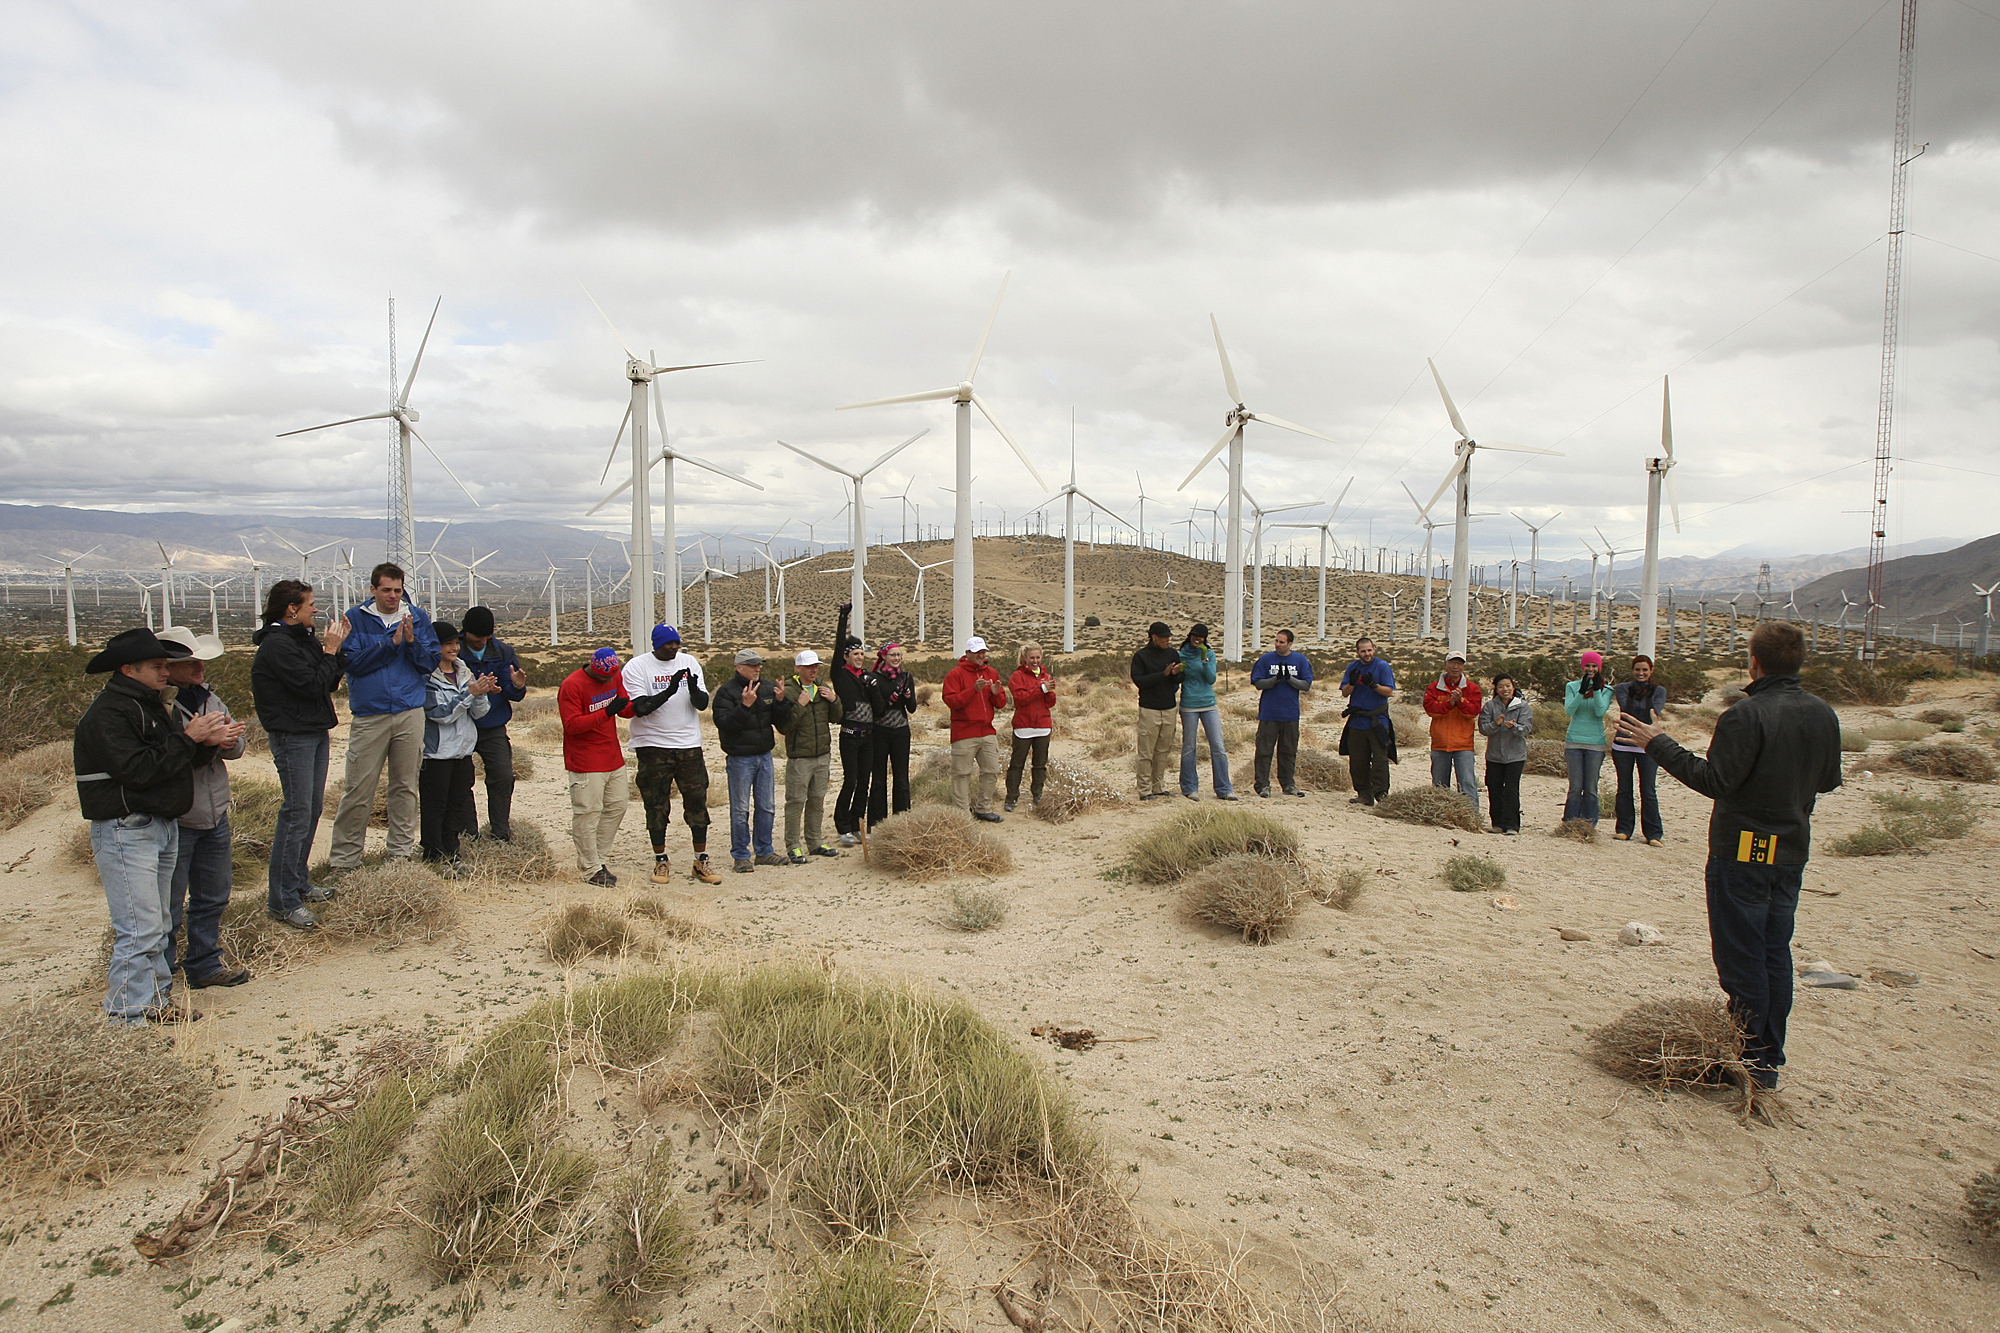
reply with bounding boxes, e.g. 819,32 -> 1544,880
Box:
0,741 -> 71,831
1885,742 -> 1999,783
910,747 -> 953,806
1293,748 -> 1351,792
1830,790 -> 1978,856
1917,707 -> 1964,727
1864,719 -> 1933,743
1441,854 -> 1506,892
1180,855 -> 1303,945
1372,786 -> 1482,832
319,859 -> 460,944
1551,818 -> 1600,843
1033,760 -> 1124,823
1840,728 -> 1870,753
1523,739 -> 1567,777
547,902 -> 639,963
460,820 -> 562,883
1968,1166 -> 2000,1242
1587,996 -> 1750,1093
778,1245 -> 931,1333
941,885 -> 1007,932
1125,806 -> 1299,883
0,1004 -> 211,1185
869,806 -> 1011,880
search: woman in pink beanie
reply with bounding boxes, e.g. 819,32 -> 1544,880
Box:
1562,650 -> 1612,824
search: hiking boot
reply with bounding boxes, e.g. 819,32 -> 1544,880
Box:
1284,788 -> 1305,798
489,827 -> 512,843
585,866 -> 618,888
1181,792 -> 1198,801
1215,793 -> 1239,802
144,1004 -> 203,1024
732,859 -> 755,874
1613,832 -> 1632,841
691,856 -> 722,885
1646,838 -> 1665,848
838,832 -> 859,847
188,965 -> 251,988
974,811 -> 1003,823
269,907 -> 318,931
301,882 -> 338,903
811,845 -> 839,857
1256,788 -> 1271,799
755,853 -> 789,867
1004,799 -> 1018,812
651,857 -> 673,884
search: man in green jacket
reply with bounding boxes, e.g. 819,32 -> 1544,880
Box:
781,649 -> 842,863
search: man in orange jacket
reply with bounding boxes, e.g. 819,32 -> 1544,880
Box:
1423,654 -> 1483,821
941,636 -> 1006,822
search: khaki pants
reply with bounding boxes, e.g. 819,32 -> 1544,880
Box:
950,734 -> 1000,815
329,708 -> 424,867
785,751 -> 832,852
1135,707 -> 1177,795
567,766 -> 630,873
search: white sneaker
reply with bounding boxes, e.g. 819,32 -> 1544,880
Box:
838,832 -> 858,847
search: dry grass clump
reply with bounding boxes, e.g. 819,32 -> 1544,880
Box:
1552,818 -> 1600,843
1317,865 -> 1368,910
1587,996 -> 1751,1095
307,1036 -> 449,1222
64,821 -> 94,865
459,819 -> 562,883
1830,790 -> 1979,856
1372,786 -> 1482,832
1033,759 -> 1124,823
1968,1166 -> 2000,1241
1918,707 -> 1965,726
1087,729 -> 1135,759
546,901 -> 641,963
622,894 -> 703,939
1293,747 -> 1352,792
0,740 -> 72,830
1390,708 -> 1428,747
1885,742 -> 2000,783
1180,855 -> 1303,944
867,806 -> 1011,880
909,746 -> 954,806
1864,719 -> 1934,743
319,858 -> 460,944
1441,853 -> 1507,892
321,778 -> 390,828
604,1141 -> 696,1306
777,1245 -> 934,1333
1524,739 -> 1568,777
1840,728 -> 1871,753
0,1003 -> 212,1186
216,891 -> 326,974
941,885 -> 1007,932
1125,806 -> 1300,883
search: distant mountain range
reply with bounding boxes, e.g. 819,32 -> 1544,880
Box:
1791,532 -> 2000,631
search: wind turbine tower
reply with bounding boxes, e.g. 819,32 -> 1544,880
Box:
1636,378 -> 1681,659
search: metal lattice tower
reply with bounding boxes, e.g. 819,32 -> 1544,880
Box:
1867,0 -> 1920,658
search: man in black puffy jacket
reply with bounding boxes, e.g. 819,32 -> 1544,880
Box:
711,649 -> 794,873
73,628 -> 234,1025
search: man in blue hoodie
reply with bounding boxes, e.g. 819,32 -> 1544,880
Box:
1250,629 -> 1313,797
327,563 -> 441,869
459,605 -> 528,841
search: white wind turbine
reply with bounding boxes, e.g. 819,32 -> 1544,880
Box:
152,544 -> 180,629
1635,378 -> 1682,660
439,547 -> 498,612
275,536 -> 339,587
579,291 -> 759,653
836,273 -> 1047,651
683,537 -> 735,645
1402,481 -> 1456,640
238,540 -> 267,622
1028,433 -> 1134,653
895,546 -> 953,644
1241,487 -> 1315,650
541,561 -> 561,647
1418,361 -> 1563,658
45,547 -> 99,646
1974,580 -> 1997,659
416,522 -> 453,608
277,298 -> 479,563
758,546 -> 818,644
1594,527 -> 1639,638
1176,316 -> 1339,660
1134,471 -> 1164,551
570,554 -> 599,633
1510,509 -> 1560,597
197,578 -> 228,638
1272,478 -> 1353,643
128,575 -> 158,631
776,430 -> 927,643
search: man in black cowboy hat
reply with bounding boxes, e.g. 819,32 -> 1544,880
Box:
74,628 -> 239,1025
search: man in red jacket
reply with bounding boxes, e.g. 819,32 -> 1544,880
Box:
941,636 -> 1006,822
559,647 -> 631,886
1423,654 -> 1483,822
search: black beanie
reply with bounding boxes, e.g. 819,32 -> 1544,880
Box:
463,606 -> 495,637
434,619 -> 460,644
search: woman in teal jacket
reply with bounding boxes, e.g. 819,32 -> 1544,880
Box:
1562,649 -> 1612,824
1178,624 -> 1236,800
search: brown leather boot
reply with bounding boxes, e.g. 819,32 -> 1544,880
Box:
690,855 -> 721,885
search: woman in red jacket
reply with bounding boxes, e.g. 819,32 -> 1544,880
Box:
1004,641 -> 1055,812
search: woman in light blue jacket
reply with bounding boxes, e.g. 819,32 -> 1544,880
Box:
1562,650 -> 1612,825
1178,624 -> 1236,800
419,620 -> 500,870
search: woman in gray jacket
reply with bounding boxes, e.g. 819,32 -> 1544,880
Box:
1477,672 -> 1533,835
162,628 -> 251,988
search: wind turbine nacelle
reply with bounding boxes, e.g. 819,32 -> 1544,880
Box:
627,360 -> 653,382
402,407 -> 421,424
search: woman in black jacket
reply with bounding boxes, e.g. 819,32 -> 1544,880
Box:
829,603 -> 873,844
865,642 -> 918,828
250,580 -> 347,928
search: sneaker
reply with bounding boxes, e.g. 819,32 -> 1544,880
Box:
143,1004 -> 203,1024
1284,789 -> 1305,798
1004,799 -> 1018,812
755,853 -> 789,867
651,857 -> 673,885
838,832 -> 859,847
1215,793 -> 1239,802
691,856 -> 722,885
1256,788 -> 1271,799
974,811 -> 1003,823
269,907 -> 317,931
810,845 -> 840,857
301,882 -> 338,903
188,966 -> 251,988
1348,795 -> 1367,805
789,852 -> 809,865
1613,832 -> 1632,841
732,859 -> 755,874
585,866 -> 618,888
1181,792 -> 1199,801
1646,838 -> 1665,848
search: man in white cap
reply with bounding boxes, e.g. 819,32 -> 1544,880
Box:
158,627 -> 253,986
941,635 -> 1006,821
780,648 -> 841,862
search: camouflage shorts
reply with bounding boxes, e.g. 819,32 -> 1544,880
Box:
634,746 -> 710,843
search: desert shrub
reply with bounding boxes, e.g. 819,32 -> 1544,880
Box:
0,644 -> 98,757
1885,743 -> 2000,783
941,885 -> 1007,932
1180,855 -> 1303,944
1941,720 -> 1966,733
309,1066 -> 447,1222
1831,790 -> 1979,856
0,1003 -> 212,1185
1800,663 -> 1908,706
1840,728 -> 1870,753
1524,739 -> 1567,777
1087,730 -> 1134,759
868,806 -> 1011,879
0,741 -> 72,831
909,746 -> 953,806
1440,854 -> 1506,892
1033,759 -> 1123,823
318,859 -> 460,944
1390,708 -> 1428,747
1864,719 -> 1933,743
1918,707 -> 1965,726
64,821 -> 93,865
1318,865 -> 1368,910
1126,806 -> 1300,883
460,820 -> 562,883
1293,748 -> 1351,792
1969,1166 -> 2000,1241
777,1245 -> 934,1333
213,890 -> 326,974
1588,996 -> 1750,1092
223,778 -> 287,886
1372,786 -> 1482,832
1532,700 -> 1570,739
1552,818 -> 1600,843
622,894 -> 702,939
547,902 -> 640,963
604,1141 -> 696,1305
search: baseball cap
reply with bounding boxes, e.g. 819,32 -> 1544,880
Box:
1446,653 -> 1465,664
734,648 -> 764,666
794,649 -> 821,667
963,636 -> 987,653
591,647 -> 621,672
156,626 -> 225,660
1148,621 -> 1171,638
652,624 -> 681,648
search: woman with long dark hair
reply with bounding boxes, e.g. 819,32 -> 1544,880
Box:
866,641 -> 918,827
1478,671 -> 1533,835
1612,654 -> 1667,845
829,603 -> 873,845
249,580 -> 347,929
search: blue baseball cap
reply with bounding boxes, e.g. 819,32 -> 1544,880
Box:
651,624 -> 681,648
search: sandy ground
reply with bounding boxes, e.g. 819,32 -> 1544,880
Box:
1,671 -> 1996,1332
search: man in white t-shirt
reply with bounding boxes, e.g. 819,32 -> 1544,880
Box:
620,624 -> 721,884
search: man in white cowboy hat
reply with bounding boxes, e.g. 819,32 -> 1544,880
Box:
157,627 -> 254,985
73,627 -> 237,1024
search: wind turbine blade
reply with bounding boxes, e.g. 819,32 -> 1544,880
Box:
775,439 -> 855,480
650,359 -> 758,375
1477,441 -> 1565,457
1210,314 -> 1242,404
836,387 -> 961,410
399,297 -> 441,406
964,271 -> 1010,383
1593,526 -> 1612,551
587,475 -> 635,516
276,411 -> 394,437
862,428 -> 928,478
1243,411 -> 1336,444
1177,422 -> 1239,491
1071,492 -> 1136,529
598,403 -> 633,484
671,448 -> 766,491
1400,480 -> 1427,517
969,392 -> 1047,490
1420,452 -> 1469,517
1427,359 -> 1470,440
581,284 -> 637,361
1660,376 -> 1673,459
1666,471 -> 1681,533
1326,476 -> 1354,519
650,374 -> 673,460
407,425 -> 482,506
274,535 -> 306,557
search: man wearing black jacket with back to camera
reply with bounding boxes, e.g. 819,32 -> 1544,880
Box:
1616,622 -> 1841,1092
1130,622 -> 1183,800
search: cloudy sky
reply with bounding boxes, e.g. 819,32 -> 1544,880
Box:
2,0 -> 1996,570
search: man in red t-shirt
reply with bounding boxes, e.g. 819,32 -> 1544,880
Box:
559,647 -> 631,886
941,636 -> 1006,822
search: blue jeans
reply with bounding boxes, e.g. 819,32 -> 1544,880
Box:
1428,749 -> 1480,817
268,730 -> 329,914
726,752 -> 777,862
171,815 -> 232,981
1179,708 -> 1233,796
1563,747 -> 1604,823
91,813 -> 180,1023
1705,856 -> 1803,1084
1613,749 -> 1663,841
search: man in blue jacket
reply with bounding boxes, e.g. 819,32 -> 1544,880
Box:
327,562 -> 441,869
1250,629 -> 1313,797
459,605 -> 529,841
